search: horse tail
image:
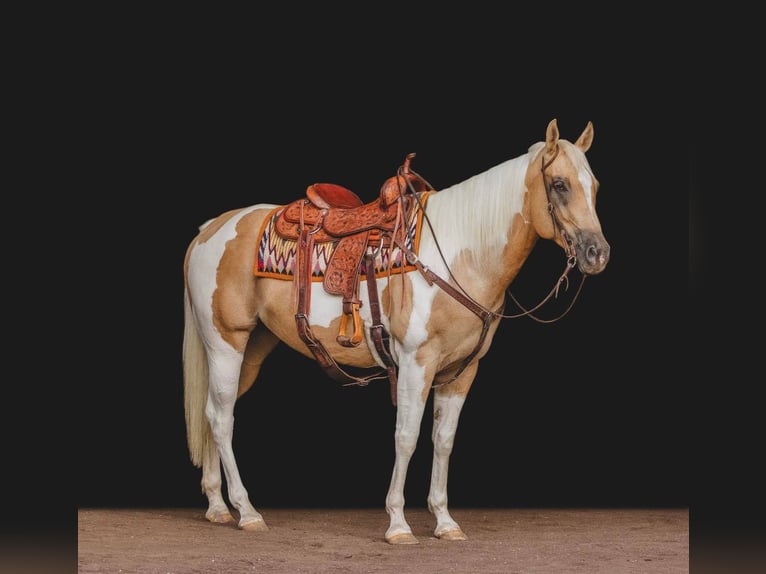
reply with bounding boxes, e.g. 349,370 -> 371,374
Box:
182,288 -> 212,468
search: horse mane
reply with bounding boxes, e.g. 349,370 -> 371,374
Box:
423,148 -> 535,266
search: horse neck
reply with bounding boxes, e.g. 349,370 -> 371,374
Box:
418,154 -> 539,302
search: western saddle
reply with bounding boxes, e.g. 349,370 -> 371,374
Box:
274,153 -> 431,405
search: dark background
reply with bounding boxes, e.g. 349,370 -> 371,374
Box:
70,11 -> 734,530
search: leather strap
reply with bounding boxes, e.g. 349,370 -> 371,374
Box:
410,258 -> 503,387
364,252 -> 398,405
294,228 -> 393,398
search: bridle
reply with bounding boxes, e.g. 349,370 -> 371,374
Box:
501,145 -> 586,324
541,144 -> 576,258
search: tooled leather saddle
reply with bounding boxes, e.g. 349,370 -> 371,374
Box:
274,153 -> 430,405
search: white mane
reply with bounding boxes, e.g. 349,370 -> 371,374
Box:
421,146 -> 538,267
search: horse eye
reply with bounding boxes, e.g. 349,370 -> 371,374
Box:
551,177 -> 568,193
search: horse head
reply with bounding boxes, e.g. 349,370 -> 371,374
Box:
525,119 -> 610,275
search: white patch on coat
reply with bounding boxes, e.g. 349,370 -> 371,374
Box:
578,168 -> 598,223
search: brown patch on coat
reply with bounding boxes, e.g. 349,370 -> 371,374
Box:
208,209 -> 266,353
524,148 -> 560,245
253,265 -> 380,368
379,272 -> 415,340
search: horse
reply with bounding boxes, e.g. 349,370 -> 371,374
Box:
182,118 -> 610,544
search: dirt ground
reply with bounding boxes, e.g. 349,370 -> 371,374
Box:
77,507 -> 688,573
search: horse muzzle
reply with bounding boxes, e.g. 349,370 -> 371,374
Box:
573,230 -> 610,275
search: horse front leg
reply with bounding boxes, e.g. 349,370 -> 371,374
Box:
427,365 -> 477,541
205,347 -> 267,531
384,365 -> 429,545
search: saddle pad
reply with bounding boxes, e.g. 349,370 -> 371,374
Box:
254,192 -> 430,281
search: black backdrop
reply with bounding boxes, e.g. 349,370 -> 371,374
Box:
76,19 -> 701,517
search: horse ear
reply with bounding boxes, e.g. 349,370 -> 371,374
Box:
575,121 -> 594,152
545,118 -> 559,156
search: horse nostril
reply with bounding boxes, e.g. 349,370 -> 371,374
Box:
586,245 -> 598,264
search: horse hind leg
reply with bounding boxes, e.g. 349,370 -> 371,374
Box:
205,327 -> 279,530
200,436 -> 233,525
203,344 -> 269,531
238,325 -> 280,397
184,296 -> 276,531
183,292 -> 236,525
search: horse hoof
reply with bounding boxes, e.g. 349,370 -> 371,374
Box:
240,519 -> 269,532
206,511 -> 235,524
386,532 -> 419,545
437,528 -> 468,541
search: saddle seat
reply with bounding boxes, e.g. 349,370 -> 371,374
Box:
306,182 -> 363,209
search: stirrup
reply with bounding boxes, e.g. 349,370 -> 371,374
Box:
337,303 -> 363,347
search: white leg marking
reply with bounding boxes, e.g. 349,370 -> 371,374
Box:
428,391 -> 468,540
204,343 -> 267,531
384,359 -> 429,544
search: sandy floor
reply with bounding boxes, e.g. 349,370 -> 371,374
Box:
76,507 -> 688,573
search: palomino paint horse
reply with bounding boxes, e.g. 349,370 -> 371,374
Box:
183,119 -> 610,544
